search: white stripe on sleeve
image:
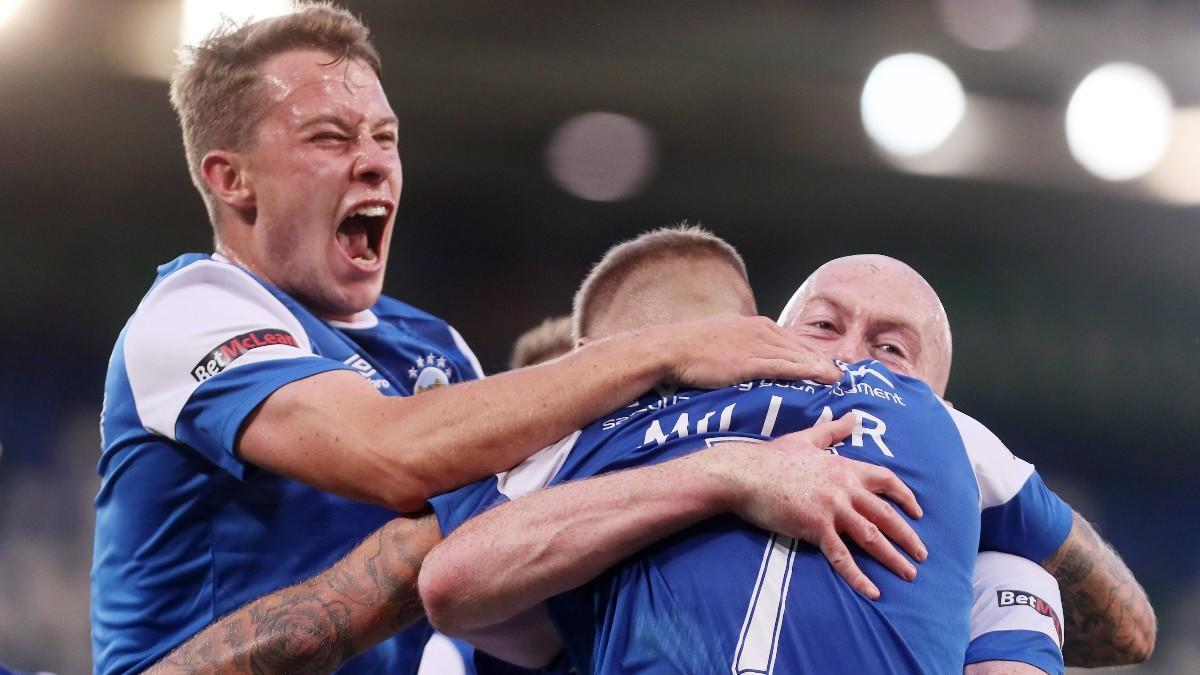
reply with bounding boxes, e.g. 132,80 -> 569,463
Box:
947,404 -> 1036,510
124,260 -> 315,441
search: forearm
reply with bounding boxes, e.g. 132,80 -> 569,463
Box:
419,449 -> 733,633
372,328 -> 673,498
1040,511 -> 1156,666
148,514 -> 440,675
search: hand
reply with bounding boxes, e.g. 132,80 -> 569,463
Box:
706,414 -> 926,599
650,314 -> 842,388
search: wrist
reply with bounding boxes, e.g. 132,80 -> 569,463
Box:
592,324 -> 674,385
683,446 -> 745,516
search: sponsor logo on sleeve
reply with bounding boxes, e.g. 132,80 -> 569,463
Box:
997,589 -> 1064,645
191,329 -> 299,382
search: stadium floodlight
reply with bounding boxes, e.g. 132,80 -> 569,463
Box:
1065,62 -> 1173,182
545,112 -> 658,202
0,0 -> 24,29
181,0 -> 296,47
861,53 -> 966,157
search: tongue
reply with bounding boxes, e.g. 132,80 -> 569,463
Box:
337,218 -> 371,259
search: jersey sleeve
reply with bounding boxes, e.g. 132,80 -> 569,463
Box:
966,551 -> 1065,675
123,260 -> 353,477
948,406 -> 1073,562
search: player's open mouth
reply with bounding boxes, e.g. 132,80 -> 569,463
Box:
336,203 -> 389,266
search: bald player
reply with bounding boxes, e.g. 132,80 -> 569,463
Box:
421,236 -> 1154,673
777,254 -> 1156,671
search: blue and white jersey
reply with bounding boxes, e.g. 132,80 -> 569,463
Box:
92,253 -> 483,675
967,552 -> 1065,675
434,362 -> 1072,675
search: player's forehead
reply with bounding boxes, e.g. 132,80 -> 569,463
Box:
788,256 -> 942,332
257,49 -> 394,128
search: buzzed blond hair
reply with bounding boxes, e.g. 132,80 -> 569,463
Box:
508,316 -> 573,370
572,224 -> 753,341
169,2 -> 381,225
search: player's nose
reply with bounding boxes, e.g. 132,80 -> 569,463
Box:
352,143 -> 398,185
837,336 -> 872,364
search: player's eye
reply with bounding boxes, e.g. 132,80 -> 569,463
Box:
374,132 -> 397,146
811,320 -> 836,331
877,343 -> 905,357
311,131 -> 350,143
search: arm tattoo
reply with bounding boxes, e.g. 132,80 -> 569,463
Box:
1041,511 -> 1157,667
148,512 -> 441,675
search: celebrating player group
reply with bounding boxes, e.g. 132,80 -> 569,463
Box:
90,4 -> 1156,674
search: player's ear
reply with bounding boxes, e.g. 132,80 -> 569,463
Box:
201,149 -> 255,211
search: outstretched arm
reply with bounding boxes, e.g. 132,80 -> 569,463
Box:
241,315 -> 843,513
147,513 -> 440,675
1040,511 -> 1156,666
420,414 -> 927,666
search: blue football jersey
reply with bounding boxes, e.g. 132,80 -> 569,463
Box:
93,254 -> 484,675
434,361 -> 1071,674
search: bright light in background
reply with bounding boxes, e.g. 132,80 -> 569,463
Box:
1142,107 -> 1200,205
0,0 -> 24,29
181,0 -> 295,47
861,53 -> 966,157
546,112 -> 657,202
935,0 -> 1035,51
1065,62 -> 1172,182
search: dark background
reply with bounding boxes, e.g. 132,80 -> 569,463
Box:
0,1 -> 1196,672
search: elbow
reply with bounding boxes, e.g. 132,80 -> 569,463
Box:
1127,612 -> 1157,664
417,547 -> 467,636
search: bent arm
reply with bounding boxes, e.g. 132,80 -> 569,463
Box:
147,513 -> 440,675
1040,511 -> 1156,666
420,415 -> 925,641
242,315 -> 841,512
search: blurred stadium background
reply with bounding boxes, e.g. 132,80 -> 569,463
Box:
1,1 -> 1197,672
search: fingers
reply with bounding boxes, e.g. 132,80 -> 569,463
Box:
841,510 -> 917,582
851,491 -> 927,565
860,465 -> 923,520
801,413 -> 857,450
818,530 -> 879,600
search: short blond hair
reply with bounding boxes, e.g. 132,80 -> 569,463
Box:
508,316 -> 573,370
572,224 -> 753,341
169,2 -> 381,224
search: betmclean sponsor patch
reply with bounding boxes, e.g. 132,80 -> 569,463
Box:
191,329 -> 299,382
997,589 -> 1064,644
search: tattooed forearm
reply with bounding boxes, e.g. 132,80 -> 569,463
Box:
1040,511 -> 1156,667
147,512 -> 441,675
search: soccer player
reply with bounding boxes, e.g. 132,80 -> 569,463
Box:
777,254 -> 1156,671
91,6 -> 863,674
419,234 -> 1155,673
509,316 -> 573,370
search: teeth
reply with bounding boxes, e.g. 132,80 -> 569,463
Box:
353,205 -> 388,217
353,250 -> 378,264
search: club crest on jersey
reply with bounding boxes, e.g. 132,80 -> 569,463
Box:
191,329 -> 298,382
407,352 -> 454,394
997,589 -> 1064,645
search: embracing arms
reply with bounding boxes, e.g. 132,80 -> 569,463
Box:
240,315 -> 842,512
418,415 -> 927,667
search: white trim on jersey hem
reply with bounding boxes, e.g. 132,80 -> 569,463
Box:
496,431 -> 581,499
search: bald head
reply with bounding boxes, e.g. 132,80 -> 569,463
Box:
779,254 -> 953,396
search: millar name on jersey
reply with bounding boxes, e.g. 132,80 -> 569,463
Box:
433,360 -> 1073,675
